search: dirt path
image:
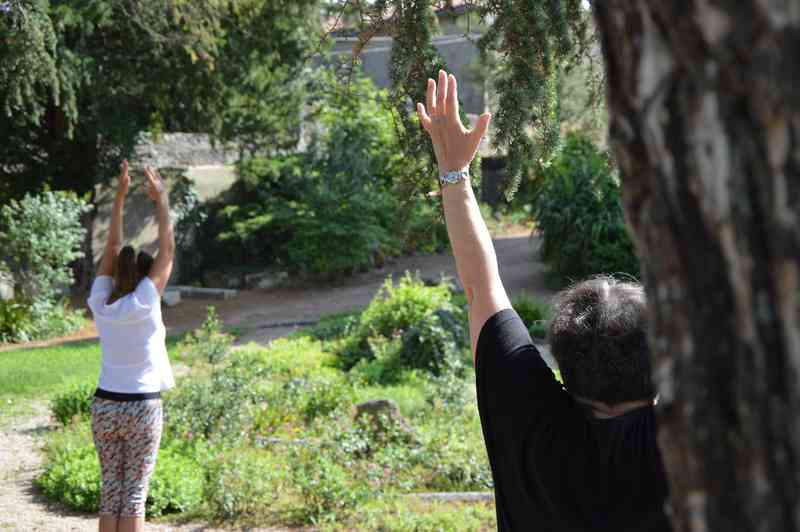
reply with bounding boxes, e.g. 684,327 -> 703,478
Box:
0,228 -> 549,530
178,230 -> 552,345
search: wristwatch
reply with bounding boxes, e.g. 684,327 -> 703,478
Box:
439,167 -> 469,187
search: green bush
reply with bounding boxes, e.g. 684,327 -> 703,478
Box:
339,274 -> 468,382
0,190 -> 90,342
37,424 -> 203,517
204,447 -> 287,521
146,442 -> 205,517
290,446 -> 370,524
51,381 -> 95,426
176,306 -> 232,365
511,292 -> 552,340
532,133 -> 639,280
185,71 -> 450,281
165,361 -> 261,444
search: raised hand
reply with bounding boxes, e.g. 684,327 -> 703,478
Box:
144,166 -> 166,204
416,70 -> 491,176
117,159 -> 130,197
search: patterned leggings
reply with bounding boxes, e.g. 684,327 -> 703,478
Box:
91,397 -> 163,517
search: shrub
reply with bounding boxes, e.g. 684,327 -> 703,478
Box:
290,446 -> 370,524
146,442 -> 205,517
185,70 -> 449,281
339,274 -> 468,382
0,298 -> 34,343
532,133 -> 639,280
165,365 -> 259,444
204,447 -> 287,521
37,425 -> 203,517
511,292 -> 552,340
176,306 -> 232,365
0,190 -> 90,342
51,381 -> 94,426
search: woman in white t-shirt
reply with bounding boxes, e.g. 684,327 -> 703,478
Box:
86,160 -> 175,532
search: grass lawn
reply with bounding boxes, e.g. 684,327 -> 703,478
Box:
0,336 -> 183,427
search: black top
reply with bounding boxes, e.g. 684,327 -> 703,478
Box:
476,309 -> 671,532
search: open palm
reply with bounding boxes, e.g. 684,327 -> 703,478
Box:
416,70 -> 491,176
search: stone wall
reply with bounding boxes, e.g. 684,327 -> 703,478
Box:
92,134 -> 239,279
331,33 -> 486,115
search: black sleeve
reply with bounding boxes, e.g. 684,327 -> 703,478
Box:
475,308 -> 570,440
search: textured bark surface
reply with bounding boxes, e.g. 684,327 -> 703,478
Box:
593,2 -> 800,531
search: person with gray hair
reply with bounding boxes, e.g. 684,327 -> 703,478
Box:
416,70 -> 671,531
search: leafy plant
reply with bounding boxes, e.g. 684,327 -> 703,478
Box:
176,306 -> 232,365
532,134 -> 639,280
204,447 -> 287,521
290,445 -> 370,524
50,381 -> 94,426
339,274 -> 468,382
0,190 -> 90,341
37,424 -> 203,517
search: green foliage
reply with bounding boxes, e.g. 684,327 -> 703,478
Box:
165,357 -> 261,445
0,0 -> 318,210
146,442 -> 205,517
37,423 -> 203,517
204,447 -> 287,521
36,283 -> 493,527
50,381 -> 94,426
176,306 -> 232,365
290,445 -> 371,524
0,190 -> 89,303
533,134 -> 639,280
477,1 -> 590,196
339,274 -> 468,382
0,190 -> 89,342
0,298 -> 34,343
511,292 -> 552,339
194,72 -> 448,279
358,498 -> 496,531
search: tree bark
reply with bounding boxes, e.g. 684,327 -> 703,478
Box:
592,2 -> 800,531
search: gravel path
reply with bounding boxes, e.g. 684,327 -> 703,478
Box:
0,228 -> 550,530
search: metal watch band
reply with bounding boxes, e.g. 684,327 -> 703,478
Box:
439,167 -> 470,187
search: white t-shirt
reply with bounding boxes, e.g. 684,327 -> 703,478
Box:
87,276 -> 175,393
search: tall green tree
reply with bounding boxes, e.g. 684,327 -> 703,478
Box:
1,0 -> 320,289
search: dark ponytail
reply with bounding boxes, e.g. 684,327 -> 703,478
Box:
108,246 -> 138,304
137,251 -> 154,281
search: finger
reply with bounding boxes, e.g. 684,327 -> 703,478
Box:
468,112 -> 492,151
446,74 -> 460,124
144,166 -> 156,184
121,159 -> 129,177
426,79 -> 436,116
416,103 -> 433,131
437,70 -> 447,118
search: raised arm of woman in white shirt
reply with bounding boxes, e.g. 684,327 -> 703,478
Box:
144,167 -> 175,295
97,160 -> 130,277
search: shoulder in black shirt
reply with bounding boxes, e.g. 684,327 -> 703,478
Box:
475,308 -> 672,532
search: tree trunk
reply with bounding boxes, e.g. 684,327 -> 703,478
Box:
592,2 -> 800,531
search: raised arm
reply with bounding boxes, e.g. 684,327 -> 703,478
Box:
417,70 -> 511,362
144,167 -> 174,294
97,160 -> 130,276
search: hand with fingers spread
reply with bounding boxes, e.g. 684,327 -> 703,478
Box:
116,159 -> 131,198
416,69 -> 492,176
144,166 -> 167,204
